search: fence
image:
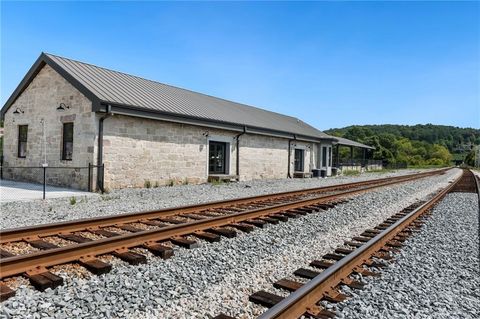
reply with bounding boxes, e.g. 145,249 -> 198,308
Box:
384,161 -> 408,169
0,163 -> 104,201
338,159 -> 383,169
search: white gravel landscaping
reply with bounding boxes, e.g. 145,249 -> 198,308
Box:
0,169 -> 461,319
336,191 -> 480,319
1,169 -> 431,229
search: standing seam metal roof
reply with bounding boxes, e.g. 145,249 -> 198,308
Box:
44,53 -> 331,139
1,53 -> 374,149
333,136 -> 375,150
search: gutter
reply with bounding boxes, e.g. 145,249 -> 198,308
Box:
95,102 -> 326,144
97,104 -> 113,192
235,126 -> 247,179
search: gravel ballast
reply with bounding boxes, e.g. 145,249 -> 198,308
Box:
1,169 -> 431,229
0,169 -> 463,319
336,191 -> 480,319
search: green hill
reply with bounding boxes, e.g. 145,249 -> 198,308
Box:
325,124 -> 479,166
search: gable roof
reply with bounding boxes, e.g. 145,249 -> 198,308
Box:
2,52 -> 335,141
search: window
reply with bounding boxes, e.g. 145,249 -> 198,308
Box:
328,147 -> 332,166
62,123 -> 74,160
18,125 -> 28,158
209,141 -> 228,174
294,149 -> 304,172
322,146 -> 327,167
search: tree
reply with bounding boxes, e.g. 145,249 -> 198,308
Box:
430,144 -> 452,165
325,124 -> 475,166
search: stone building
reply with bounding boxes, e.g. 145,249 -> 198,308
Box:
1,53 -> 373,190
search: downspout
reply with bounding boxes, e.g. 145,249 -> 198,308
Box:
287,134 -> 297,178
97,104 -> 113,191
235,126 -> 247,179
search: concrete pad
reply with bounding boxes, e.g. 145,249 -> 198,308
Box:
0,179 -> 96,202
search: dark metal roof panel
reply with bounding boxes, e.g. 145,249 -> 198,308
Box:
45,53 -> 330,139
333,136 -> 375,149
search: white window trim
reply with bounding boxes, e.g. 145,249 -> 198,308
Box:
320,143 -> 333,168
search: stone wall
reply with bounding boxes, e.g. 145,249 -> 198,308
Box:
102,115 -> 321,189
238,136 -> 317,181
238,134 -> 289,180
1,64 -> 327,190
2,65 -> 96,190
102,115 -> 239,189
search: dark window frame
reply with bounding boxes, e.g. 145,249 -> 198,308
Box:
322,146 -> 327,167
328,147 -> 332,167
294,148 -> 304,172
17,125 -> 28,158
62,122 -> 74,161
208,141 -> 229,175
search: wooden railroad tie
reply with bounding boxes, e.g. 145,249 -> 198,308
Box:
170,237 -> 199,249
78,257 -> 112,275
26,267 -> 63,291
0,283 -> 16,302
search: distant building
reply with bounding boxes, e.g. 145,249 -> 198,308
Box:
1,53 -> 373,190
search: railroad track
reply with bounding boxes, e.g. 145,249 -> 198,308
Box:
0,169 -> 449,301
216,169 -> 477,319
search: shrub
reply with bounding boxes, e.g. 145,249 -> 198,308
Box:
144,180 -> 152,188
343,169 -> 360,176
210,179 -> 224,186
167,179 -> 174,187
183,178 -> 189,185
154,181 -> 160,188
102,195 -> 114,201
70,196 -> 77,205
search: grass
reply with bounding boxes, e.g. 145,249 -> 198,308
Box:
407,164 -> 449,169
365,168 -> 395,174
342,169 -> 361,176
101,194 -> 115,201
69,196 -> 77,205
210,179 -> 224,186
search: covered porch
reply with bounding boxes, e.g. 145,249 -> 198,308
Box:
332,137 -> 380,172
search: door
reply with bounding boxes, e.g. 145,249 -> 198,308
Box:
209,141 -> 227,174
294,149 -> 304,172
321,146 -> 327,168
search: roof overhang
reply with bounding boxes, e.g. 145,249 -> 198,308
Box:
97,102 -> 334,143
1,52 -> 335,144
331,136 -> 375,150
1,53 -> 101,119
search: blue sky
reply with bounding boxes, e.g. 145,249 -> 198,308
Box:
1,1 -> 479,130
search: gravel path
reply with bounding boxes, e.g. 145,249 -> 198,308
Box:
0,169 -> 460,319
1,169 -> 429,229
336,191 -> 480,319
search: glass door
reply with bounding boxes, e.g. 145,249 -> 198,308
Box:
294,149 -> 304,172
209,141 -> 227,174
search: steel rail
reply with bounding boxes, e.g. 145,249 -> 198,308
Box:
468,169 -> 480,207
474,170 -> 480,210
256,170 -> 464,319
0,169 -> 448,243
0,170 -> 449,279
